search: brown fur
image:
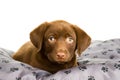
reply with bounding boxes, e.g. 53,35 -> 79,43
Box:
12,20 -> 91,73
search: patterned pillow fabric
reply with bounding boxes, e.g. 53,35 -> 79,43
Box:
0,38 -> 120,80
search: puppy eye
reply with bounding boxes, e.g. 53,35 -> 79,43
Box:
66,37 -> 74,44
48,36 -> 56,42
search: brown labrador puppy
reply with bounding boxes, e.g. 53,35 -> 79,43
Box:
13,20 -> 91,73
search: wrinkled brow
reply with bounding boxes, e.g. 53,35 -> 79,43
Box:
44,22 -> 76,37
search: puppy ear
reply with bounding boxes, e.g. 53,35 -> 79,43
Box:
30,22 -> 49,51
72,25 -> 91,55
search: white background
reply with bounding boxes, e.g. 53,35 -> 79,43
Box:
0,0 -> 120,51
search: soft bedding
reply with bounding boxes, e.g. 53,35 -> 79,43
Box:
0,38 -> 120,80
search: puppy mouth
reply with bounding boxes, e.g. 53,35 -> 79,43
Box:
55,56 -> 73,64
55,58 -> 67,64
48,56 -> 69,64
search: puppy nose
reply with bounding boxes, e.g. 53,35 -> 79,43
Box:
56,52 -> 65,59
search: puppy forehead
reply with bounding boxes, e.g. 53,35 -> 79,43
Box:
45,22 -> 75,36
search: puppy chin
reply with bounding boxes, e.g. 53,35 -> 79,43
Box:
53,57 -> 72,64
48,57 -> 65,64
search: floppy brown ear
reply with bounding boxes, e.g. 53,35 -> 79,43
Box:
72,25 -> 91,55
30,22 -> 49,51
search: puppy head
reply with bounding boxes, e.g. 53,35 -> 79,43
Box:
30,20 -> 91,64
